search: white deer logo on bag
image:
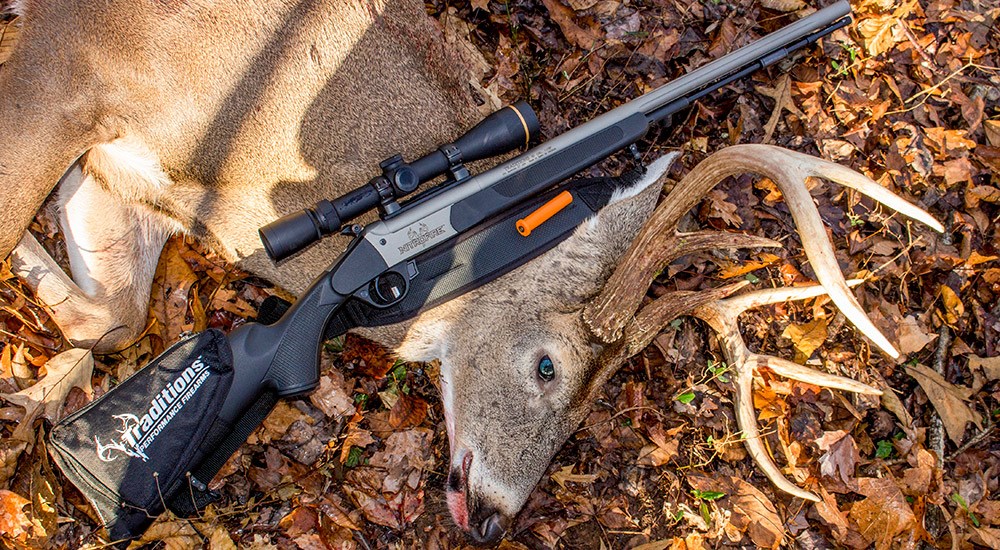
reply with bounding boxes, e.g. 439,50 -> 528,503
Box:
92,356 -> 212,463
94,414 -> 149,462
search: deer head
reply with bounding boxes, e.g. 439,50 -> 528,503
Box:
364,144 -> 942,543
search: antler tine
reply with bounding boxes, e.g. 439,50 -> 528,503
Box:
806,160 -> 945,233
694,280 -> 881,503
584,145 -> 942,501
586,145 -> 943,358
694,299 -> 822,502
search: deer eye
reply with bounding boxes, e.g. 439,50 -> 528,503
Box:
537,355 -> 555,382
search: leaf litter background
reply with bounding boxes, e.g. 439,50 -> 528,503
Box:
1,0 -> 999,548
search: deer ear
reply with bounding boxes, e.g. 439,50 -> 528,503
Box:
539,152 -> 681,303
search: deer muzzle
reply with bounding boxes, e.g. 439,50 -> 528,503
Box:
446,449 -> 510,544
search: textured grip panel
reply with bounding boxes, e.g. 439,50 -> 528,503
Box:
493,125 -> 625,198
266,284 -> 337,397
450,113 -> 648,234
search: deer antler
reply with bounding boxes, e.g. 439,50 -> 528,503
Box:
584,144 -> 943,501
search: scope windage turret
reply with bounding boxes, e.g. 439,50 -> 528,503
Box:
259,102 -> 539,262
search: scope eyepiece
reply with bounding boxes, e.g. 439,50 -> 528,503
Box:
259,101 -> 540,262
259,200 -> 340,262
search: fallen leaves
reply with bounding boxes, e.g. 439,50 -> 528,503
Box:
895,315 -> 938,355
905,363 -> 982,445
0,489 -> 34,547
849,477 -> 919,550
756,74 -> 805,144
539,0 -> 600,50
550,464 -> 598,489
688,475 -> 784,549
815,430 -> 860,493
0,347 -> 92,423
781,318 -> 829,363
0,15 -> 18,66
637,423 -> 682,467
343,429 -> 432,529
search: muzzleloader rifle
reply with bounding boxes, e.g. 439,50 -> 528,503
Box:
48,2 -> 853,542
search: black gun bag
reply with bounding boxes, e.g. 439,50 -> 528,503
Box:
49,329 -> 234,543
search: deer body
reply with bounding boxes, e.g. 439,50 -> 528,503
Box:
2,0 -> 480,349
1,0 -> 944,545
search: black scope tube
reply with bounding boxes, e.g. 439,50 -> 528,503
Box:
260,101 -> 538,262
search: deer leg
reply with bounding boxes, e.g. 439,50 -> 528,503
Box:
11,163 -> 174,353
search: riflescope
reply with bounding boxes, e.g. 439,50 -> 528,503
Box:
260,101 -> 540,262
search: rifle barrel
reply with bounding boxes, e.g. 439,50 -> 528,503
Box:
351,1 -> 852,275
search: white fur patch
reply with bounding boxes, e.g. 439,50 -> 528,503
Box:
584,152 -> 680,233
5,0 -> 24,16
466,459 -> 524,517
85,138 -> 172,203
606,152 -> 681,205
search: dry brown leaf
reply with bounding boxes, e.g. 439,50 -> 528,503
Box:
815,430 -> 860,492
308,371 -> 355,419
550,464 -> 599,489
389,393 -> 429,430
688,475 -> 783,548
637,424 -> 682,467
781,318 -> 828,362
704,190 -> 743,227
340,423 -> 375,463
757,74 -> 804,143
937,285 -> 965,327
972,526 -> 1000,548
856,15 -> 904,56
255,401 -> 310,444
0,16 -> 20,65
717,253 -> 782,279
133,513 -> 203,550
896,315 -> 937,355
905,363 -> 982,445
874,372 -> 913,430
0,348 -> 93,422
0,439 -> 26,486
813,487 -> 852,543
965,251 -> 998,268
849,477 -> 916,550
206,524 -> 237,550
969,356 -> 1000,381
760,0 -> 806,11
149,237 -> 200,345
729,480 -> 784,549
539,0 -> 600,50
900,447 -> 937,496
985,120 -> 1000,146
0,489 -> 38,546
279,506 -> 319,538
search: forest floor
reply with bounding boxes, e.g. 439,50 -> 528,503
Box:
1,0 -> 999,548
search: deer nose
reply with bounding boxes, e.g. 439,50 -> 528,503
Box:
469,509 -> 506,545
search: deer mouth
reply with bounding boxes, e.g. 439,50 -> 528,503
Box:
446,450 -> 473,531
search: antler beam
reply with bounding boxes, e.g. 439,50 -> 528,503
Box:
585,144 -> 943,501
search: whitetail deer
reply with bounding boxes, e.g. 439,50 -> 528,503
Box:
1,0 -> 482,352
1,0 -> 943,545
358,145 -> 941,542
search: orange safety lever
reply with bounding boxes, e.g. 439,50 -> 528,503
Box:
516,191 -> 573,237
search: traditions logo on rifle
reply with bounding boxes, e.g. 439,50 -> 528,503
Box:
94,357 -> 212,462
